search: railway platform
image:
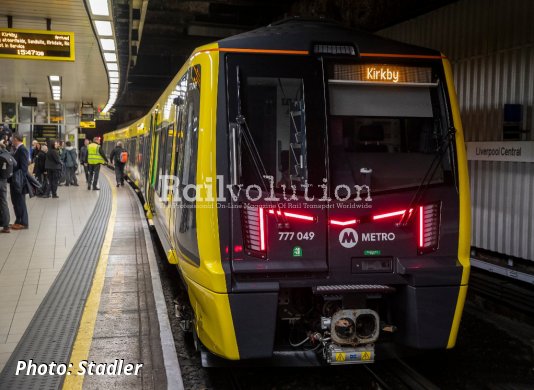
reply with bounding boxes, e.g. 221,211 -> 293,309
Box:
0,170 -> 183,389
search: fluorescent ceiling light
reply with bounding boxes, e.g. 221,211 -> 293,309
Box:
104,52 -> 117,62
49,75 -> 60,82
95,20 -> 113,36
100,39 -> 115,51
52,86 -> 61,91
108,71 -> 119,78
106,62 -> 118,71
109,77 -> 119,83
89,0 -> 109,16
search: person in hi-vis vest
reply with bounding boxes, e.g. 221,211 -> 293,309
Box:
86,137 -> 108,190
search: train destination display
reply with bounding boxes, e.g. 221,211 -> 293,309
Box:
0,28 -> 75,61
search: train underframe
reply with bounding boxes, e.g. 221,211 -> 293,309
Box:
194,269 -> 461,366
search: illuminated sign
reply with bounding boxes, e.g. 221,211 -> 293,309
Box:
34,125 -> 58,140
366,66 -> 399,83
331,64 -> 435,86
95,112 -> 111,121
80,121 -> 96,129
0,28 -> 75,61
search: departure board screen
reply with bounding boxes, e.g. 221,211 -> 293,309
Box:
0,28 -> 75,61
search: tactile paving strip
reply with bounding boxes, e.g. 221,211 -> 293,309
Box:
0,177 -> 112,390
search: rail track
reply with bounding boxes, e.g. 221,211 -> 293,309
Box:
365,358 -> 440,390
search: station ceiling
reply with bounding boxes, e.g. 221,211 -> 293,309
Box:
0,0 -> 108,110
0,0 -> 458,127
115,0 -> 458,124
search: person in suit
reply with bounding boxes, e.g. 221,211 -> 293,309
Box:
9,134 -> 29,229
0,139 -> 16,233
44,140 -> 62,198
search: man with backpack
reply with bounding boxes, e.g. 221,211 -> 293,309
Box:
61,141 -> 79,186
109,141 -> 128,187
0,140 -> 17,233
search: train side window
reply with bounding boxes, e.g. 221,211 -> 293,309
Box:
129,138 -> 136,165
138,135 -> 144,183
174,74 -> 188,178
165,124 -> 174,182
156,127 -> 167,197
175,65 -> 201,262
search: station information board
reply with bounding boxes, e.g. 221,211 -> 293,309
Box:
0,28 -> 75,61
34,125 -> 59,141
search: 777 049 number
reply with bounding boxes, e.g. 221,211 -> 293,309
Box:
278,232 -> 315,241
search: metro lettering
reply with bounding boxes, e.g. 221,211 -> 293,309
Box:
362,232 -> 395,242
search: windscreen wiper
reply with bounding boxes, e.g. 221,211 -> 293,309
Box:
398,126 -> 456,227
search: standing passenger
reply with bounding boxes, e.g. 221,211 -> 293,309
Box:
31,140 -> 40,162
9,134 -> 29,229
33,144 -> 47,195
87,137 -> 108,190
0,140 -> 16,233
79,138 -> 90,183
44,140 -> 62,198
110,141 -> 127,187
62,141 -> 79,186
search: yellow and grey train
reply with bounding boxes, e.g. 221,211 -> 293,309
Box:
104,19 -> 470,366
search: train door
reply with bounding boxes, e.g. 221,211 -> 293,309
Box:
168,73 -> 188,260
170,67 -> 201,265
138,135 -> 145,189
225,54 -> 328,274
146,111 -> 159,214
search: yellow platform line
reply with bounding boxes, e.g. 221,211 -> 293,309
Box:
63,174 -> 117,389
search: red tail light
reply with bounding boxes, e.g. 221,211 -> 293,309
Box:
373,209 -> 413,221
330,219 -> 358,226
242,206 -> 267,258
267,209 -> 316,222
259,207 -> 266,251
418,202 -> 441,254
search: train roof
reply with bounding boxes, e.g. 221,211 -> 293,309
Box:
217,19 -> 441,58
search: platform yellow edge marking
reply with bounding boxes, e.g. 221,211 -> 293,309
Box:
63,175 -> 117,389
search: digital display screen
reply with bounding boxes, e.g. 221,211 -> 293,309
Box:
34,125 -> 59,141
331,64 -> 434,86
0,28 -> 74,61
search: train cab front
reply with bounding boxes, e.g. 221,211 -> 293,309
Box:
217,48 -> 469,366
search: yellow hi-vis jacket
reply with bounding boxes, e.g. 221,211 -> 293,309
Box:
87,143 -> 106,165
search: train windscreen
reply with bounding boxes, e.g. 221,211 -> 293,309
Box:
227,54 -> 326,196
327,63 -> 453,194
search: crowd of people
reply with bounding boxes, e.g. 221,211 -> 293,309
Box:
0,128 -> 128,234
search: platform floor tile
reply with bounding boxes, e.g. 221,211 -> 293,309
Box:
0,174 -> 98,371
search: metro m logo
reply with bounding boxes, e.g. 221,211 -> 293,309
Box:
339,228 -> 358,248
